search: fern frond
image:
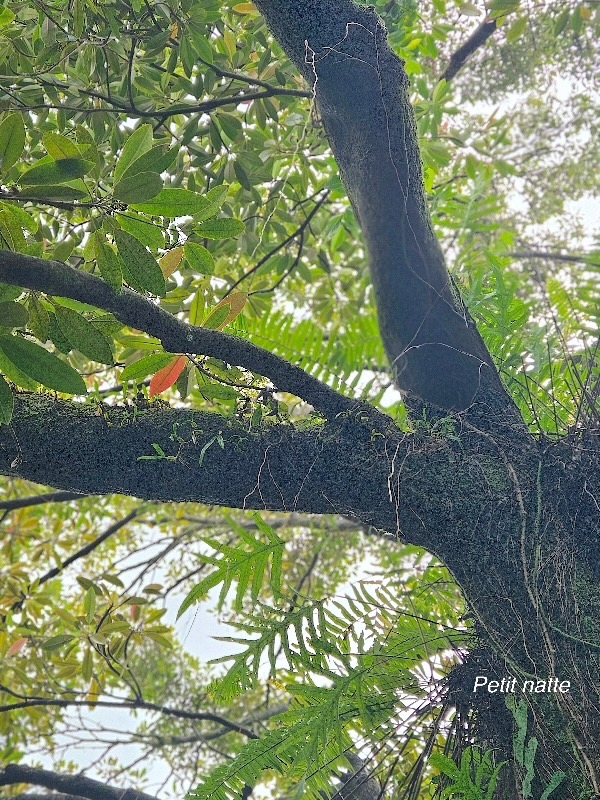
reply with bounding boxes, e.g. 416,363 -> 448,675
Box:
177,513 -> 285,618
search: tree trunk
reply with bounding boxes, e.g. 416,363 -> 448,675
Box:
0,1 -> 598,797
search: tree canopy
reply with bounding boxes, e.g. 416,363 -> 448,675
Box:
0,1 -> 598,799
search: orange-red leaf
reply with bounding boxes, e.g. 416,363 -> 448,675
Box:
149,355 -> 187,397
6,637 -> 27,657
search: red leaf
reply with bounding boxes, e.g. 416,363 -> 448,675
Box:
6,637 -> 28,657
149,355 -> 187,397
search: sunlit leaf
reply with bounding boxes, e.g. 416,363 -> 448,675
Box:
0,373 -> 13,424
0,113 -> 25,173
114,124 -> 153,181
121,351 -> 174,382
193,218 -> 245,239
130,187 -> 226,218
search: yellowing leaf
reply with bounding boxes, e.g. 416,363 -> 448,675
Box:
203,291 -> 247,331
149,355 -> 187,396
159,246 -> 184,277
86,677 -> 101,708
232,2 -> 257,12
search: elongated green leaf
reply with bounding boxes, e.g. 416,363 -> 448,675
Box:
54,306 -> 114,365
120,144 -> 177,180
16,184 -> 88,201
184,241 -> 214,274
121,351 -> 174,382
0,335 -> 86,394
42,132 -> 81,160
48,312 -> 72,354
92,231 -> 123,293
27,295 -> 50,341
18,158 -> 93,186
41,634 -> 75,651
114,229 -> 166,296
193,217 -> 245,239
0,301 -> 28,328
0,373 -> 13,424
114,124 -> 153,181
130,187 -> 222,217
0,114 -> 25,173
0,347 -> 38,390
0,209 -> 26,251
114,171 -> 163,203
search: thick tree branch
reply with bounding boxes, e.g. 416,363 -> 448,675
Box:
253,0 -> 514,415
0,251 -> 388,429
440,18 -> 497,82
0,394 -> 400,530
0,394 -> 529,559
0,765 -> 159,800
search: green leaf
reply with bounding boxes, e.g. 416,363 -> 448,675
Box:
27,295 -> 50,341
189,288 -> 205,326
113,171 -> 163,203
0,202 -> 38,234
506,16 -> 527,42
120,144 -> 177,180
18,158 -> 93,186
0,209 -> 26,251
114,229 -> 166,296
114,123 -> 153,181
197,381 -> 238,400
48,312 -> 72,354
42,132 -> 82,160
0,5 -> 15,26
0,347 -> 38,390
184,241 -> 214,274
54,306 -> 114,365
193,217 -> 245,239
41,634 -> 75,651
0,373 -> 13,425
92,231 -> 123,293
15,184 -> 88,201
0,114 -> 26,173
120,351 -> 174,382
553,8 -> 570,35
131,187 -> 225,218
115,212 -> 164,251
0,335 -> 86,394
0,301 -> 28,328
